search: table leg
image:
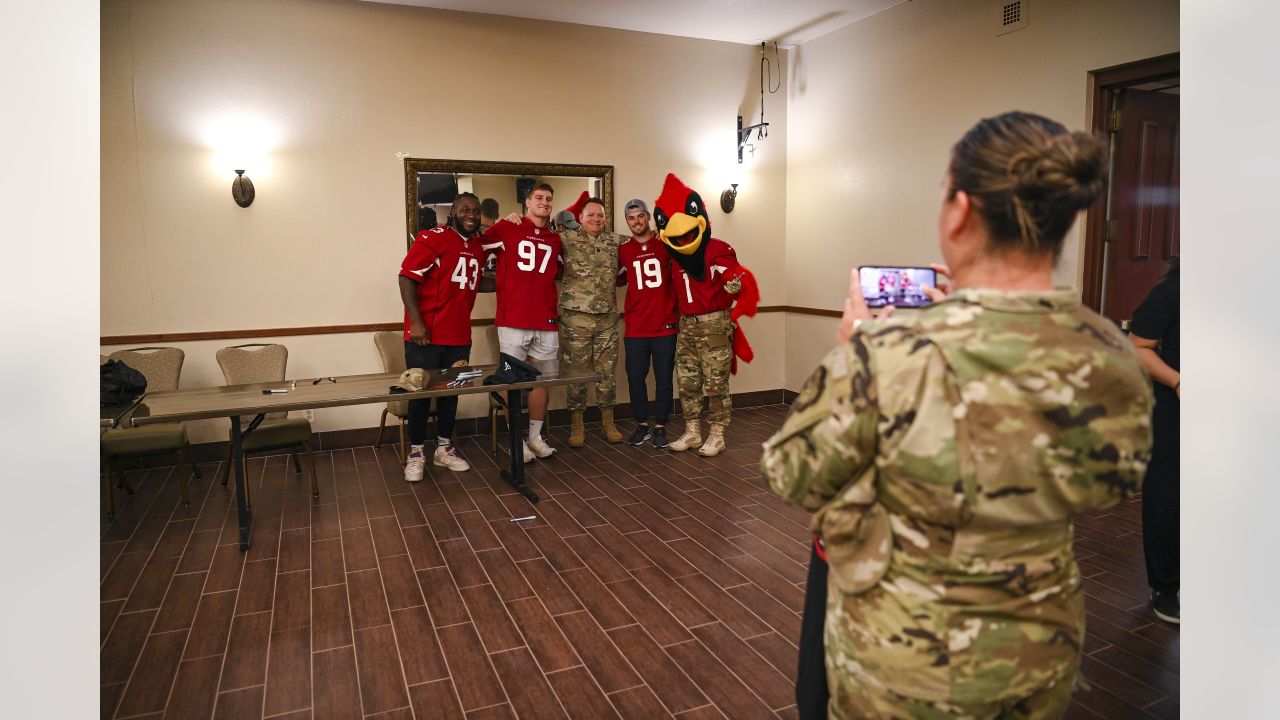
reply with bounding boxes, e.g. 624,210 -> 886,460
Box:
499,388 -> 539,503
231,415 -> 254,551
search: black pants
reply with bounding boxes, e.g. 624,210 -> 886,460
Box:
404,342 -> 470,445
624,335 -> 676,425
1143,394 -> 1180,594
797,542 -> 830,720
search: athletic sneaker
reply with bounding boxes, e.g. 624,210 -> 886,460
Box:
433,444 -> 471,472
520,440 -> 535,463
1152,590 -> 1179,624
404,445 -> 426,482
650,426 -> 669,449
527,434 -> 557,458
628,424 -> 651,446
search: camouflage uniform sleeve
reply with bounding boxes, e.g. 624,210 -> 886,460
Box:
761,335 -> 879,512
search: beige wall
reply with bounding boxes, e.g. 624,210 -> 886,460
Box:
782,0 -> 1178,390
101,0 -> 788,442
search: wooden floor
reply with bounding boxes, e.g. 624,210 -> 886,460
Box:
100,404 -> 1178,719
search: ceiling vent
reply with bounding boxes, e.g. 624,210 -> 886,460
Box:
996,0 -> 1029,35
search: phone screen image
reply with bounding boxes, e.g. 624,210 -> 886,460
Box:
858,266 -> 938,308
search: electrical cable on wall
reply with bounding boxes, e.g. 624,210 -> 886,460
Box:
755,41 -> 781,145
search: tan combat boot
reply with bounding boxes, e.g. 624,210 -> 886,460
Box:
698,423 -> 726,457
568,411 -> 586,448
669,420 -> 702,452
601,407 -> 624,444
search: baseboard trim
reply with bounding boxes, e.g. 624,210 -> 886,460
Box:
120,388 -> 796,468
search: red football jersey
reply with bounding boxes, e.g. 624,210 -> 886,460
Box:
618,238 -> 678,338
478,218 -> 563,330
672,237 -> 742,316
399,226 -> 484,345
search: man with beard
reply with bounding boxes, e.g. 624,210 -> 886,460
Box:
398,192 -> 485,480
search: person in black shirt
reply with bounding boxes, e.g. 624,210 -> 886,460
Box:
1130,258 -> 1180,623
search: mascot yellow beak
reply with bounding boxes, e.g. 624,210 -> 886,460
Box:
659,213 -> 707,256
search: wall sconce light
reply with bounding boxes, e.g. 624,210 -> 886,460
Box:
720,183 -> 739,213
232,169 -> 255,208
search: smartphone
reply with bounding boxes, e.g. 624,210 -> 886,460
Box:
858,265 -> 938,309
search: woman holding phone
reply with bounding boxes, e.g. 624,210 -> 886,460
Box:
762,111 -> 1154,718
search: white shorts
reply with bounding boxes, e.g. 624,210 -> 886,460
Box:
497,326 -> 560,368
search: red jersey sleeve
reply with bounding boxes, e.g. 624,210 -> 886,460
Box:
706,241 -> 742,283
400,229 -> 448,281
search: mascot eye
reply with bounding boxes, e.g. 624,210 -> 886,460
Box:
654,210 -> 667,228
688,200 -> 699,214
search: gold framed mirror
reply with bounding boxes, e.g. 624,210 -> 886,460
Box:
403,158 -> 615,246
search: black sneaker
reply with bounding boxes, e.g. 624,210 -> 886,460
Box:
1152,590 -> 1179,624
628,424 -> 651,446
651,426 -> 669,449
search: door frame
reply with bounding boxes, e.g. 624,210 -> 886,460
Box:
1081,52 -> 1179,313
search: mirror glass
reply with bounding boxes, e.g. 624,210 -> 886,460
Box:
404,159 -> 615,245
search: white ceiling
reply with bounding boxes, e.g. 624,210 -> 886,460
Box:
364,0 -> 910,47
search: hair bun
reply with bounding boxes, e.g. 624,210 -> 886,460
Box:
1010,131 -> 1107,210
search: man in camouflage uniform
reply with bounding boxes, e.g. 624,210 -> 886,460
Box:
558,197 -> 627,446
761,288 -> 1153,718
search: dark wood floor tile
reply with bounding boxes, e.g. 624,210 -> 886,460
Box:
101,681 -> 126,719
476,549 -> 535,601
1089,644 -> 1177,699
281,493 -> 312,531
725,582 -> 799,640
155,568 -> 213,635
505,596 -> 580,673
493,649 -> 571,718
561,567 -> 635,630
466,486 -> 512,520
489,517 -> 542,561
375,553 -> 421,611
366,516 -> 408,559
402,524 -> 446,570
310,538 -> 345,588
526,525 -> 587,573
418,567 -> 470,627
213,685 -> 264,720
620,502 -> 687,543
673,571 -> 771,639
101,600 -> 125,645
364,486 -> 397,521
585,497 -> 645,534
162,654 -> 221,719
116,629 -> 187,717
665,638 -> 774,720
420,501 -> 462,539
277,528 -> 309,574
101,551 -> 148,602
608,624 -> 708,713
629,566 -> 716,628
347,568 -> 391,631
409,475 -> 447,506
437,622 -> 507,711
312,584 -> 353,653
737,518 -> 808,558
668,538 -> 748,590
409,679 -> 465,720
102,540 -> 128,582
340,526 -> 378,573
440,481 -> 478,514
691,622 -> 794,710
583,525 -> 651,572
1144,696 -> 1179,720
627,485 -> 691,524
723,554 -> 805,609
624,529 -> 697,578
668,516 -> 747,559
245,517 -> 281,563
311,502 -> 341,541
562,533 -> 631,584
367,707 -> 414,719
235,558 -> 277,616
745,632 -> 798,678
204,543 -> 246,594
531,499 -> 589,538
440,538 -> 490,588
554,610 -> 641,693
456,583 -> 522,652
738,502 -> 810,545
677,496 -> 752,540
553,493 -> 608,529
605,577 -> 692,647
101,609 -> 157,685
272,569 -> 311,632
185,590 -> 237,659
607,684 -> 675,720
219,611 -> 271,691
545,666 -> 621,720
1083,609 -> 1175,669
154,519 -> 197,560
466,704 -> 516,719
455,510 -> 504,551
729,534 -> 806,584
516,558 -> 583,616
312,646 -> 362,720
1070,671 -> 1155,720
123,514 -> 170,556
263,626 -> 311,716
353,624 -> 411,715
391,606 -> 448,685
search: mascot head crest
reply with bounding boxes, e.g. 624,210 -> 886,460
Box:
653,173 -> 711,280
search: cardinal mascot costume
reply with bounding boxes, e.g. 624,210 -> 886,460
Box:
652,173 -> 759,457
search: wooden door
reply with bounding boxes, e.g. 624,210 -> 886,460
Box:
1104,89 -> 1180,325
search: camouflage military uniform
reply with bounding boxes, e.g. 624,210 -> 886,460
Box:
559,227 -> 626,410
676,309 -> 735,426
761,288 -> 1153,719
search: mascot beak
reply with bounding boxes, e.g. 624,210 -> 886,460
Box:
659,213 -> 707,256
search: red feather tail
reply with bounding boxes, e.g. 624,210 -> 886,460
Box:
730,268 -> 760,375
564,190 -> 590,223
